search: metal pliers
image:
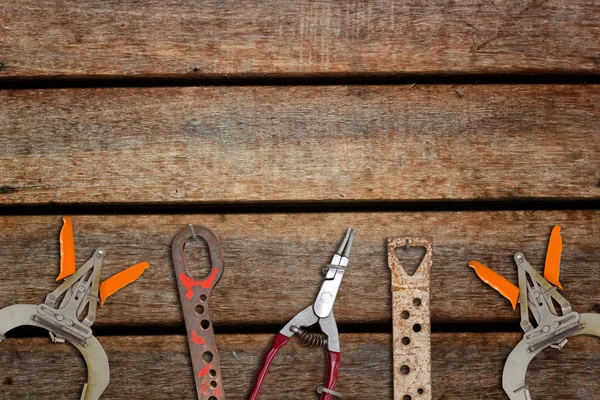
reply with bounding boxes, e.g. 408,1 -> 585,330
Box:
0,217 -> 150,400
469,226 -> 600,400
249,228 -> 355,400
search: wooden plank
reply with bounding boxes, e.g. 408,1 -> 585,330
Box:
0,1 -> 599,79
0,211 -> 597,327
1,85 -> 598,205
1,332 -> 598,399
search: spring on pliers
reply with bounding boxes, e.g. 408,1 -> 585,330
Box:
290,326 -> 328,347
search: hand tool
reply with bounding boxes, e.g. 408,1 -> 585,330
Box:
249,228 -> 355,400
469,225 -> 600,400
388,237 -> 432,400
0,217 -> 150,400
172,224 -> 226,400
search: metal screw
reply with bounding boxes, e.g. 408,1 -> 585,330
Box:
66,320 -> 73,326
543,326 -> 550,333
56,315 -> 64,321
48,294 -> 55,300
553,322 -> 560,328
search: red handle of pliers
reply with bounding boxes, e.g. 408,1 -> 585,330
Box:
248,333 -> 290,400
320,351 -> 341,400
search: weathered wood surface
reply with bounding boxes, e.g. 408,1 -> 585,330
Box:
1,85 -> 598,205
1,333 -> 598,399
0,1 -> 599,79
0,211 -> 597,327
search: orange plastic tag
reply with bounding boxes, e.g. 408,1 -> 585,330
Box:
469,260 -> 519,310
57,216 -> 76,281
544,226 -> 563,289
99,262 -> 151,306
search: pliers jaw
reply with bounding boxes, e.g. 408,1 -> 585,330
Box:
330,227 -> 354,268
314,228 -> 354,319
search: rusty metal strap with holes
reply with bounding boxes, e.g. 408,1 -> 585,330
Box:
172,225 -> 226,400
388,238 -> 432,400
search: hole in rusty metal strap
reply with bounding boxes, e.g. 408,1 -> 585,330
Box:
394,245 -> 426,276
184,236 -> 213,280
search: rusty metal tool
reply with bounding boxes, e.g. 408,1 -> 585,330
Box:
0,217 -> 150,400
469,225 -> 600,400
249,228 -> 355,400
388,237 -> 432,400
172,224 -> 226,400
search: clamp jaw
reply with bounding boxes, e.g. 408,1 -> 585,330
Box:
502,253 -> 600,400
0,217 -> 150,400
0,249 -> 110,400
469,226 -> 600,400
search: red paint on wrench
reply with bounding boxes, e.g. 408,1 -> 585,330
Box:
191,330 -> 206,345
198,364 -> 211,377
179,268 -> 218,300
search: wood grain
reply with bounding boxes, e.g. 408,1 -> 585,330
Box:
0,211 -> 597,327
0,333 -> 598,399
1,85 -> 598,205
0,1 -> 599,79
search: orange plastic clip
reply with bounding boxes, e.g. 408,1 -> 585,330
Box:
57,216 -> 76,281
99,262 -> 151,306
544,225 -> 563,289
469,260 -> 520,310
